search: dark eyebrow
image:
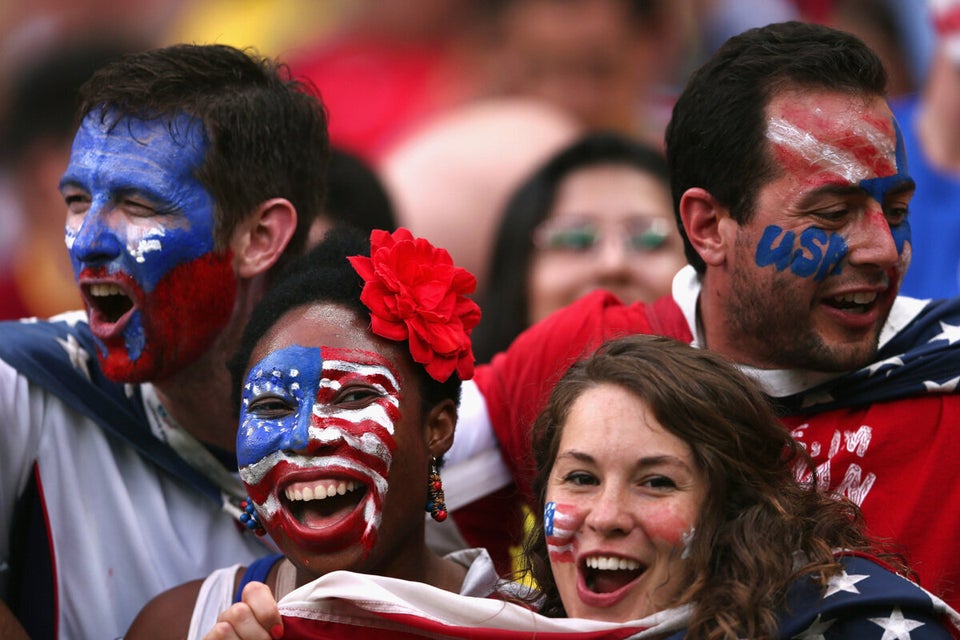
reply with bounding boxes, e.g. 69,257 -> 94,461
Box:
556,450 -> 694,472
883,178 -> 916,198
59,177 -> 82,192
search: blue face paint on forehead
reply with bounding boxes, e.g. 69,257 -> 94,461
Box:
62,109 -> 217,293
238,345 -> 324,468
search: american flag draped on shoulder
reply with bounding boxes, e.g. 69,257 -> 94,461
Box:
774,554 -> 960,639
276,555 -> 960,640
776,296 -> 960,414
0,313 -> 227,504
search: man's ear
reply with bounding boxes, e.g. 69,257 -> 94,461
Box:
679,187 -> 733,267
232,198 -> 297,279
424,399 -> 457,458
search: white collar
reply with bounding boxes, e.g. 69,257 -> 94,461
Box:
670,265 -> 929,398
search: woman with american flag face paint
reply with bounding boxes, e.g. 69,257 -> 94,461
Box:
125,226 -> 532,639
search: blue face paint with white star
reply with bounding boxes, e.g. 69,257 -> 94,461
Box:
60,109 -> 238,382
62,109 -> 218,292
238,345 -> 323,468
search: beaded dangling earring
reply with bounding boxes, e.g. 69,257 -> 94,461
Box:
239,497 -> 267,536
425,457 -> 447,522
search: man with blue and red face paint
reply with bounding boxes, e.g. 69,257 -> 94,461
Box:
442,21 -> 960,616
0,44 -> 329,639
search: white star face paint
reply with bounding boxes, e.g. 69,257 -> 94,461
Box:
680,527 -> 695,560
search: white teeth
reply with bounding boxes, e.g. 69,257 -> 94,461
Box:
585,556 -> 641,571
285,480 -> 359,502
834,291 -> 877,305
89,283 -> 124,297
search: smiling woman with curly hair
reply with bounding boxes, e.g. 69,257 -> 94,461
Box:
523,334 -> 959,639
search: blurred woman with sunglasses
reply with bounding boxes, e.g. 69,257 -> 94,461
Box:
472,130 -> 685,363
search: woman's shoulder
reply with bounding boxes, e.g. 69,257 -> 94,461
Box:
445,547 -> 536,603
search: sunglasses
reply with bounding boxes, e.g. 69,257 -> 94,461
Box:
533,218 -> 672,254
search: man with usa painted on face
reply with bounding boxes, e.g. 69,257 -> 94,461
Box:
0,44 -> 329,639
448,20 -> 960,614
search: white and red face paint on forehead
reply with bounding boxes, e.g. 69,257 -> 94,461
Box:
765,104 -> 900,186
238,345 -> 404,555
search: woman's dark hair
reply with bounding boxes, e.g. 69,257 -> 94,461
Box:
524,334 -> 904,639
473,130 -> 670,362
323,147 -> 398,233
229,225 -> 461,418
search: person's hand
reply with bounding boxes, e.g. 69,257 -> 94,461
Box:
202,581 -> 283,640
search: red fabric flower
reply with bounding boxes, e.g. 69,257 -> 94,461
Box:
348,228 -> 481,382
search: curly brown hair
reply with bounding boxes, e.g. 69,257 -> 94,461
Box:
523,334 -> 905,639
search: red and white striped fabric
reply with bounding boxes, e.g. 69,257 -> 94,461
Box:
277,571 -> 691,640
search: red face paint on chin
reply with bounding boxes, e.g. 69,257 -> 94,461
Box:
96,251 -> 237,382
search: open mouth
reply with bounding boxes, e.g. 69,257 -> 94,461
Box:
823,290 -> 879,315
283,478 -> 368,528
85,282 -> 135,324
582,556 -> 644,594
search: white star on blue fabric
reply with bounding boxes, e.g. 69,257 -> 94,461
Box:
49,310 -> 86,328
866,356 -> 904,377
57,334 -> 91,381
923,376 -> 960,392
823,569 -> 870,598
793,614 -> 836,639
868,607 -> 925,640
929,321 -> 960,346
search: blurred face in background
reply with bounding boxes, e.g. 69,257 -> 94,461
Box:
495,0 -> 665,135
527,163 -> 685,323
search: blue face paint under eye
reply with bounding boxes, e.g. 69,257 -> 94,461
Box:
890,219 -> 911,255
857,119 -> 912,257
238,345 -> 324,467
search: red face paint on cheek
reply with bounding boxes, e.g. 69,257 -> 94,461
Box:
642,508 -> 695,548
545,501 -> 586,563
97,251 -> 236,382
310,351 -> 404,558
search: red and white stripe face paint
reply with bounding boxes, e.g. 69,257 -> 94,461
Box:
544,501 -> 583,563
239,343 -> 402,559
544,384 -> 705,623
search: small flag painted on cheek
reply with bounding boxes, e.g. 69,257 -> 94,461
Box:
545,501 -> 578,563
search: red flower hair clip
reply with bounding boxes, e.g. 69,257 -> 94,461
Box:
348,228 -> 481,382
